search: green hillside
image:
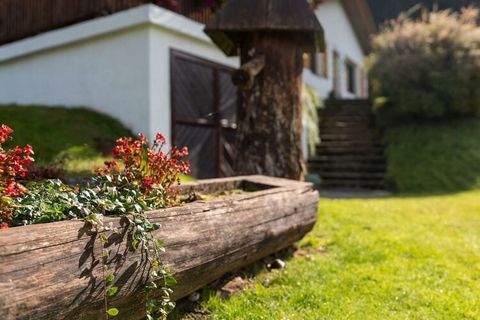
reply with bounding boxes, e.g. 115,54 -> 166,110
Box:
0,105 -> 133,176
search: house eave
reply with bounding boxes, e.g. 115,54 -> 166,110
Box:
0,4 -> 214,64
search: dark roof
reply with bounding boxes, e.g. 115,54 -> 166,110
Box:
204,0 -> 325,57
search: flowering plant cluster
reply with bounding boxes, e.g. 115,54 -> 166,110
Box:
97,133 -> 190,209
0,125 -> 34,228
5,131 -> 189,318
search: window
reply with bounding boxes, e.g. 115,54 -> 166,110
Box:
345,60 -> 357,94
316,43 -> 328,78
303,43 -> 328,78
332,50 -> 340,96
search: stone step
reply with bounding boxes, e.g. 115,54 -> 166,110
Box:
320,178 -> 386,189
325,99 -> 372,106
319,129 -> 380,137
320,123 -> 374,131
322,110 -> 372,117
316,145 -> 384,155
320,114 -> 372,121
309,162 -> 386,172
310,154 -> 386,164
317,140 -> 383,148
317,171 -> 386,179
320,133 -> 381,142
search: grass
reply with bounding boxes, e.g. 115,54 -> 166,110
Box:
0,105 -> 132,176
0,104 -> 131,159
386,118 -> 480,193
183,191 -> 480,319
0,105 -> 196,181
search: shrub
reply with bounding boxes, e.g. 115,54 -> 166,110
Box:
368,7 -> 480,123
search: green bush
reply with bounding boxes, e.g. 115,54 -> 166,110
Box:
368,7 -> 480,123
386,119 -> 480,193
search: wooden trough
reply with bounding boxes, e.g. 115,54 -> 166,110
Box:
0,175 -> 319,319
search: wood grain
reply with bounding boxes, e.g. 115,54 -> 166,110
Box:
0,175 -> 319,320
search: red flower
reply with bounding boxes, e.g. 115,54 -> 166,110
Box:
98,132 -> 191,203
1,124 -> 34,229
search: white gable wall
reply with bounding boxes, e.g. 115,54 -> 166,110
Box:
305,0 -> 368,99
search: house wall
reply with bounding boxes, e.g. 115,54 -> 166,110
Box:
0,5 -> 238,143
147,5 -> 238,143
0,8 -> 153,139
0,28 -> 151,137
0,2 -> 369,152
305,0 -> 368,99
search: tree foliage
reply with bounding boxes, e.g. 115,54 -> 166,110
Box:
368,7 -> 480,124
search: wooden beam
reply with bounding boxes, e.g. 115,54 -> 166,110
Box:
232,54 -> 266,90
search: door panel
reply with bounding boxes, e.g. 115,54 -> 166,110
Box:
171,50 -> 238,179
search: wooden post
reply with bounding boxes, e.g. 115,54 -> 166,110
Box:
204,0 -> 324,181
235,33 -> 305,180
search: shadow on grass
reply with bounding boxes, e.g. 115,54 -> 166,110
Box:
168,246 -> 299,320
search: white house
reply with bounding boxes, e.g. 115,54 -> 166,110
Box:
0,0 -> 375,178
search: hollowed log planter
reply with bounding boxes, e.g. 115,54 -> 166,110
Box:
0,175 -> 319,319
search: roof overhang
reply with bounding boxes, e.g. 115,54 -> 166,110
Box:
338,0 -> 377,54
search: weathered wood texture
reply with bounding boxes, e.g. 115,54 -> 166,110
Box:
0,0 -> 221,45
235,34 -> 306,181
0,176 -> 319,320
204,0 -> 324,56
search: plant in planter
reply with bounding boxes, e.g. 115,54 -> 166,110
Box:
0,127 -> 319,320
2,126 -> 190,319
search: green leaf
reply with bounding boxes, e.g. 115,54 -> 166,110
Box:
99,234 -> 107,245
105,274 -> 115,284
131,239 -> 139,250
106,308 -> 119,317
165,301 -> 176,312
156,239 -> 165,249
165,275 -> 177,286
107,286 -> 119,297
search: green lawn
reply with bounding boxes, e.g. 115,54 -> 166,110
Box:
190,191 -> 480,319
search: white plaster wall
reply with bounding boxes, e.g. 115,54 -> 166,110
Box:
305,0 -> 368,99
0,28 -> 150,136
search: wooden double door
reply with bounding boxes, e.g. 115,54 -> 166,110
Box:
170,50 -> 238,179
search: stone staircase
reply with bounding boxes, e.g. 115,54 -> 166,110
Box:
308,99 -> 387,190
